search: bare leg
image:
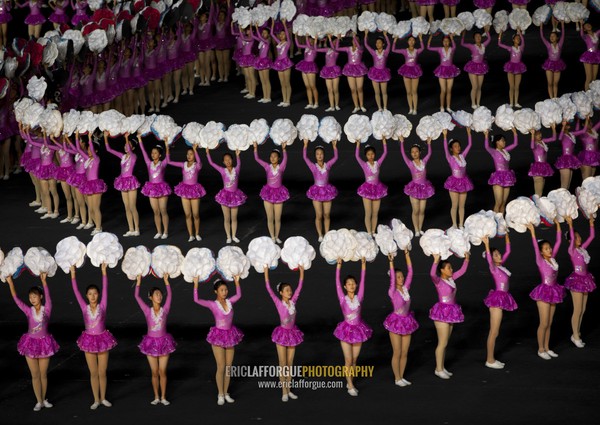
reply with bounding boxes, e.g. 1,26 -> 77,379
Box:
182,198 -> 193,237
533,176 -> 545,197
458,192 -> 467,228
348,77 -> 359,109
211,346 -> 226,396
147,356 -> 160,400
273,202 -> 284,239
159,196 -> 169,235
150,197 -> 162,234
122,191 -> 134,231
191,198 -> 201,236
158,355 -> 169,400
449,191 -> 459,228
223,347 -> 235,395
507,73 -> 515,106
399,335 -> 411,379
410,196 -> 420,233
362,198 -> 372,234
25,357 -> 43,403
514,74 -> 522,106
313,200 -> 324,237
221,205 -> 231,239
373,81 -> 382,110
417,199 -> 427,232
231,207 -> 239,239
486,308 -> 503,364
389,332 -> 402,381
323,201 -> 332,233
128,190 -> 139,232
84,352 -> 100,402
264,201 -> 275,238
97,351 -> 109,401
570,291 -> 584,341
434,321 -> 450,372
559,169 -> 572,189
536,301 -> 551,352
492,185 -> 503,213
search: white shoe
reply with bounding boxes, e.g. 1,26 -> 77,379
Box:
161,102 -> 167,108
181,90 -> 188,95
224,393 -> 235,403
151,399 -> 160,405
360,107 -> 367,113
148,108 -> 155,113
472,104 -> 477,110
485,361 -> 505,369
173,98 -> 179,104
435,370 -> 451,379
33,403 -> 42,411
43,400 -> 53,408
258,98 -> 266,103
217,395 -> 225,405
282,103 -> 290,107
60,217 -> 73,223
311,104 -> 319,109
84,223 -> 94,230
514,103 -> 522,108
537,351 -> 551,360
241,88 -> 249,94
188,236 -> 195,242
304,104 -> 313,109
91,228 -> 102,236
154,233 -> 162,239
347,388 -> 358,396
123,231 -> 133,237
401,379 -> 412,386
196,235 -> 202,242
440,107 -> 445,112
443,368 -> 453,376
546,350 -> 558,358
100,400 -> 112,407
571,335 -> 585,348
40,213 -> 51,220
263,99 -> 271,103
71,217 -> 80,224
218,78 -> 224,82
29,200 -> 41,207
318,236 -> 323,242
161,233 -> 168,239
131,230 -> 140,236
90,402 -> 100,410
232,236 -> 240,243
412,110 -> 418,115
288,391 -> 298,399
35,207 -> 47,214
395,379 -> 407,387
278,102 -> 285,107
76,223 -> 86,230
325,107 -> 335,112
282,394 -> 289,402
446,108 -> 454,113
49,212 -> 59,219
276,238 -> 282,244
13,167 -> 22,174
352,107 -> 360,113
246,95 -> 255,99
226,238 -> 232,244
160,399 -> 170,406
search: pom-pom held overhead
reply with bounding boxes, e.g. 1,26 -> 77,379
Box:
246,236 -> 281,273
182,122 -> 205,147
416,116 -> 442,141
181,248 -> 216,283
534,100 -> 562,129
27,76 -> 47,102
320,229 -> 358,264
224,124 -> 252,151
493,10 -> 508,34
0,247 -> 24,283
250,118 -> 270,145
451,110 -> 473,128
473,9 -> 492,29
391,218 -> 414,251
281,236 -> 316,270
151,115 -> 182,145
374,224 -> 397,256
121,246 -> 152,281
344,114 -> 372,143
576,186 -> 599,220
24,247 -> 57,277
532,195 -> 558,226
471,106 -> 495,133
270,118 -> 298,146
39,105 -> 63,138
432,111 -> 455,132
505,197 -> 541,233
558,94 -> 577,122
371,110 -> 396,141
532,5 -> 551,26
151,245 -> 184,279
446,228 -> 470,258
216,246 -> 250,281
513,108 -> 541,134
86,232 -> 124,268
296,115 -> 319,142
77,110 -> 98,135
440,17 -> 464,35
419,229 -> 452,260
199,121 -> 225,149
54,236 -> 86,274
464,210 -> 497,245
410,16 -> 430,37
508,8 -> 532,32
318,117 -> 342,143
547,188 -> 579,222
98,109 -> 127,137
351,231 -> 379,262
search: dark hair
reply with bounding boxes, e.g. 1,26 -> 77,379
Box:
222,152 -> 233,161
376,36 -> 385,44
443,35 -> 451,42
277,282 -> 291,293
491,134 -> 505,149
28,286 -> 44,297
489,246 -> 500,256
512,33 -> 521,42
271,149 -> 281,159
538,239 -> 551,252
407,36 -> 416,42
364,145 -> 376,156
148,287 -> 163,298
152,145 -> 163,157
343,275 -> 357,286
437,260 -> 451,275
473,31 -> 482,39
448,139 -> 461,150
314,145 -> 325,155
85,284 -> 100,295
213,279 -> 228,291
410,143 -> 422,153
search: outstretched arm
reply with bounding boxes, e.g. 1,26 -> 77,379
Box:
291,267 -> 304,304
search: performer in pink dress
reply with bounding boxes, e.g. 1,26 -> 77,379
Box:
334,258 -> 371,396
580,22 -> 600,90
6,273 -> 59,411
337,33 -> 368,113
392,34 -> 424,115
482,235 -> 516,370
0,0 -> 12,47
430,252 -> 470,379
399,136 -> 434,235
498,29 -> 526,107
528,125 -> 557,196
135,274 -> 176,406
196,4 -> 215,87
417,0 -> 437,22
427,34 -> 460,112
71,0 -> 89,26
45,135 -> 77,224
442,128 -> 474,229
24,130 -> 60,220
271,19 -> 293,107
295,35 -> 320,109
540,21 -> 565,99
213,1 -> 234,83
528,221 -> 565,360
193,277 -> 243,405
251,24 -> 273,103
16,0 -> 45,38
461,30 -> 490,109
235,25 -> 257,99
317,35 -> 342,111
206,148 -> 246,243
384,251 -> 418,387
76,134 -> 107,235
64,134 -> 90,230
576,117 -> 600,180
70,264 -> 117,410
441,0 -> 459,18
355,140 -> 388,235
484,128 -> 519,214
364,31 -> 391,111
564,216 -> 595,348
48,0 -> 68,29
263,266 -> 305,402
555,120 -> 585,189
303,139 -> 339,241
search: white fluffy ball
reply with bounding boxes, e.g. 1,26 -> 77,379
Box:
151,245 -> 184,278
86,232 -> 124,268
281,236 -> 316,270
181,248 -> 216,283
24,247 -> 57,277
54,236 -> 86,274
121,246 -> 152,281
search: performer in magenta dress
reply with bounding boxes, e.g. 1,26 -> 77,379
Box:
16,0 -> 45,38
461,31 -> 490,109
295,35 -> 320,109
317,35 -> 342,111
193,277 -> 243,405
337,33 -> 368,113
196,3 -> 215,87
417,0 -> 437,23
580,22 -> 600,90
576,117 -> 600,180
364,31 -> 391,111
271,19 -> 293,107
236,26 -> 257,99
441,0 -> 459,18
48,136 -> 77,224
303,140 -> 338,241
76,134 -> 106,235
484,128 -> 518,214
392,34 -> 424,115
528,125 -> 557,196
24,131 -> 60,220
555,120 -> 586,189
442,128 -> 474,229
70,264 -> 117,410
427,34 -> 460,112
48,0 -> 68,29
498,30 -> 526,107
213,1 -> 234,83
540,21 -> 565,99
64,134 -> 90,230
251,25 -> 273,103
71,0 -> 90,26
0,0 -> 12,47
355,140 -> 387,235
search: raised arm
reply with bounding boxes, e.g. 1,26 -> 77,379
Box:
582,220 -> 595,249
463,129 -> 473,157
442,135 -> 452,163
302,144 -> 313,169
335,261 -> 344,303
291,268 -> 304,304
363,32 -> 375,55
134,278 -> 149,314
295,35 -> 307,50
229,278 -> 242,304
539,25 -> 550,49
379,140 -> 388,163
453,256 -> 470,280
506,131 -> 519,151
70,269 -> 88,311
104,134 -> 123,159
388,256 -> 395,299
357,260 -> 366,302
253,148 -> 268,168
502,236 -> 511,264
264,268 -> 279,305
423,140 -> 432,163
404,256 -> 413,291
399,139 -> 411,167
138,136 -> 150,164
100,265 -> 108,311
384,33 -> 391,55
193,282 -> 213,308
327,144 -> 339,168
205,149 -> 221,171
430,260 -> 439,283
163,279 -> 172,314
552,223 -> 561,257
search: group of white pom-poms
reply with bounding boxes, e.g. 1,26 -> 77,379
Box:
232,0 -> 297,29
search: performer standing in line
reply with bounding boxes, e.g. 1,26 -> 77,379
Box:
355,140 -> 388,236
484,128 -> 519,214
442,128 -> 474,229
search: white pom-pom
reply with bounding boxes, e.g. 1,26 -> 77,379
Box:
420,229 -> 452,259
392,20 -> 412,39
464,211 -> 497,245
151,245 -> 184,278
181,248 -> 216,283
588,88 -> 600,110
494,104 -> 515,131
296,114 -> 319,142
54,236 -> 86,274
27,76 -> 47,102
371,110 -> 397,140
576,186 -> 599,219
216,246 -> 250,281
14,98 -> 34,124
471,106 -> 494,133
0,248 -> 24,282
87,29 -> 108,53
508,9 -> 532,32
446,228 -> 470,258
566,2 -> 590,23
547,188 -> 579,222
391,218 -> 414,251
473,9 -> 492,29
232,7 -> 251,29
123,115 -> 146,135
246,236 -> 281,273
281,236 -> 316,270
457,12 -> 475,31
318,116 -> 342,143
39,105 -> 63,138
358,11 -> 377,32
23,102 -> 45,129
513,108 -> 541,134
24,247 -> 57,277
347,231 -> 378,262
505,197 -> 541,232
376,12 -> 397,33
182,122 -> 205,146
344,114 -> 373,143
440,17 -> 464,35
410,16 -> 430,37
532,194 -> 558,225
199,121 -> 225,149
581,176 -> 600,203
292,14 -> 309,36
493,10 -> 508,34
121,246 -> 152,280
430,20 -> 442,35
451,110 -> 473,128
138,114 -> 156,137
590,80 -> 600,98
557,94 -> 577,122
374,224 -> 398,256
392,115 -> 412,139
61,110 -> 80,136
532,5 -> 551,26
416,116 -> 443,141
76,110 -> 98,134
553,2 -> 569,23
42,42 -> 58,67
98,109 -> 126,137
432,111 -> 455,131
88,0 -> 102,10
62,30 -> 85,54
250,118 -> 270,145
151,115 -> 182,145
280,0 -> 297,21
534,99 -> 562,128
270,118 -> 297,146
320,229 -> 358,264
86,232 -> 124,268
571,91 -> 593,119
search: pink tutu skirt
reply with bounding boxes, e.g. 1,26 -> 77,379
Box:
0,12 -> 12,24
509,0 -> 530,4
254,56 -> 273,70
578,150 -> 600,167
320,65 -> 342,79
17,334 -> 60,358
529,283 -> 566,304
398,64 -> 422,78
272,56 -> 294,71
474,0 -> 495,7
271,325 -> 304,347
444,176 -> 474,192
55,166 -> 75,182
357,182 -> 388,200
80,179 -> 107,195
383,311 -> 419,335
77,330 -> 117,353
404,180 -> 435,199
429,302 -> 464,323
484,290 -> 518,311
215,188 -> 247,207
139,334 -> 177,356
49,12 -> 69,24
555,154 -> 581,169
342,63 -> 368,78
307,184 -> 338,202
296,60 -> 319,74
504,62 -> 527,74
434,64 -> 460,79
114,175 -> 140,191
174,182 -> 206,199
488,170 -> 516,187
35,163 -> 58,180
67,172 -> 87,189
440,0 -> 459,5
542,59 -> 566,72
580,51 -> 600,64
141,181 -> 172,198
24,157 -> 40,173
145,66 -> 164,82
20,151 -> 32,168
564,272 -> 596,293
528,162 -> 554,177
206,326 -> 244,348
197,39 -> 215,52
416,0 -> 438,4
464,61 -> 489,75
25,13 -> 46,25
368,67 -> 391,82
260,185 -> 290,204
333,320 -> 373,343
72,13 -> 89,26
238,54 -> 256,68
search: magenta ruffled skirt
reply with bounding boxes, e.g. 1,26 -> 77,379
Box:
260,185 -> 290,204
139,334 -> 177,356
440,0 -> 460,5
484,290 -> 518,311
114,175 -> 140,191
333,320 -> 373,343
509,0 -> 530,4
542,59 -> 566,72
578,150 -> 600,167
580,51 -> 600,64
398,64 -> 422,78
320,65 -> 342,79
80,179 -> 108,195
357,182 -> 388,200
206,326 -> 244,348
25,13 -> 46,25
237,54 -> 256,68
24,157 -> 40,174
464,61 -> 489,75
72,14 -> 89,26
474,0 -> 495,7
529,283 -> 566,304
254,57 -> 273,70
49,12 -> 69,24
564,272 -> 596,293
35,163 -> 58,180
0,12 -> 12,24
404,181 -> 435,199
488,170 -> 516,187
141,182 -> 172,198
174,182 -> 206,199
17,334 -> 60,358
272,325 -> 304,347
215,188 -> 247,207
416,0 -> 438,5
504,62 -> 527,74
20,151 -> 32,168
383,311 -> 419,335
368,67 -> 391,82
528,162 -> 554,177
307,184 -> 338,202
444,176 -> 474,192
77,330 -> 117,353
67,172 -> 87,189
55,166 -> 75,182
429,302 -> 464,323
342,63 -> 368,78
272,56 -> 294,71
434,64 -> 460,79
196,39 -> 215,52
555,154 -> 581,169
296,60 -> 319,74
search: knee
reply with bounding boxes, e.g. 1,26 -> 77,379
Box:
159,369 -> 167,380
323,212 -> 331,220
184,211 -> 192,220
151,370 -> 160,379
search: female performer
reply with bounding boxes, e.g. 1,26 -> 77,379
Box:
271,20 -> 293,107
392,34 -> 424,115
498,30 -> 526,107
555,120 -> 585,189
364,31 -> 391,111
318,35 -> 342,112
461,31 -> 490,109
442,128 -> 474,229
295,35 -> 319,109
337,33 -> 368,113
252,24 -> 273,103
528,126 -> 557,197
355,140 -> 387,235
577,117 -> 600,180
579,22 -> 600,90
484,128 -> 519,214
427,34 -> 460,112
76,133 -> 107,235
540,22 -> 565,99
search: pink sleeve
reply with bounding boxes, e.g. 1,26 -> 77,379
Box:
327,147 -> 339,167
193,286 -> 213,309
302,146 -> 313,168
12,294 -> 30,316
453,259 -> 469,280
552,230 -> 561,257
265,279 -> 279,305
405,264 -> 413,291
502,243 -> 511,264
506,133 -> 519,151
430,262 -> 439,284
423,143 -> 432,163
229,283 -> 242,304
280,149 -> 288,171
134,285 -> 149,314
254,150 -> 268,169
100,274 -> 108,311
497,40 -> 510,51
335,266 -> 344,303
206,151 -> 220,170
71,277 -> 87,311
291,278 -> 303,304
163,285 -> 172,315
463,133 -> 473,157
388,264 -> 395,299
105,143 -> 123,159
379,142 -> 388,163
485,251 -> 494,270
582,226 -> 595,250
44,284 -> 52,316
357,268 -> 366,302
399,142 -> 411,167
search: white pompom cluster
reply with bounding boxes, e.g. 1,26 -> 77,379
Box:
532,5 -> 551,26
296,115 -> 319,142
430,20 -> 442,35
87,29 -> 108,53
420,229 -> 452,259
232,7 -> 251,28
121,246 -> 152,280
318,117 -> 342,143
320,229 -> 358,263
391,20 -> 412,39
558,94 -> 577,122
465,211 -> 497,245
392,115 -> 412,139
123,115 -> 146,135
181,248 -> 216,283
281,236 -> 316,270
532,194 -> 558,224
250,118 -> 270,144
23,102 -> 45,129
440,17 -> 464,35
62,110 -> 80,136
416,116 -> 443,141
472,106 -> 495,133
547,188 -> 579,221
24,247 -> 57,277
216,246 -> 250,281
292,14 -> 356,38
182,122 -> 204,146
14,98 -> 34,124
493,10 -> 509,34
571,91 -> 593,119
151,115 -> 182,145
374,224 -> 398,256
432,111 -> 455,131
473,9 -> 492,29
513,108 -> 541,134
246,236 -> 281,273
566,2 -> 590,23
576,186 -> 599,219
98,109 -> 127,137
451,110 -> 473,128
446,228 -> 470,258
0,248 -> 23,282
371,110 -> 396,140
280,0 -> 297,21
75,111 -> 97,135
411,16 -> 430,37
508,9 -> 532,32
137,114 -> 157,137
270,118 -> 297,146
358,11 -> 377,32
457,12 -> 475,31
350,231 -> 379,262
553,2 -> 569,22
199,121 -> 225,149
39,105 -> 63,138
62,29 -> 85,54
534,99 -> 562,128
391,218 -> 414,251
54,236 -> 86,274
581,176 -> 600,203
505,197 -> 541,233
224,124 -> 252,151
151,245 -> 184,278
344,114 -> 372,143
86,232 -> 124,268
27,76 -> 47,102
